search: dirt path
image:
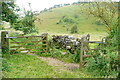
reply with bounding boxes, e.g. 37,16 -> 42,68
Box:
27,53 -> 79,71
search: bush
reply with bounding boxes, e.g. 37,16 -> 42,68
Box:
13,10 -> 38,34
73,14 -> 79,18
63,18 -> 75,24
85,46 -> 119,77
84,23 -> 119,77
72,50 -> 80,63
59,16 -> 77,24
71,25 -> 78,34
95,20 -> 104,25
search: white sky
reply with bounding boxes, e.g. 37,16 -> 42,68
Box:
15,0 -> 119,15
15,0 -> 79,12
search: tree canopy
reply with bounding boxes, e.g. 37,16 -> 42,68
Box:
1,1 -> 20,25
83,2 -> 118,32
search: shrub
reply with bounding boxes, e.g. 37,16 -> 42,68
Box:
13,10 -> 38,34
85,45 -> 119,77
63,17 -> 75,24
95,20 -> 104,25
73,14 -> 79,18
72,50 -> 80,63
60,16 -> 77,24
91,57 -> 117,77
84,19 -> 119,78
71,25 -> 78,34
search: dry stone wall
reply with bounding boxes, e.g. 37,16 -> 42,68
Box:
51,34 -> 90,54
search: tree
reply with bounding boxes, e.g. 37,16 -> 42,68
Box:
71,25 -> 78,33
0,1 -> 20,25
13,3 -> 38,34
83,2 -> 118,32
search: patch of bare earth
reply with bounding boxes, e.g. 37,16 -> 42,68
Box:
27,53 -> 79,71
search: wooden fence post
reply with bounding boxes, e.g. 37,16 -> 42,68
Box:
1,31 -> 9,54
41,33 -> 48,53
79,34 -> 91,69
80,39 -> 84,69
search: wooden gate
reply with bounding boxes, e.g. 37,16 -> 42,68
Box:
79,34 -> 106,69
1,31 -> 48,54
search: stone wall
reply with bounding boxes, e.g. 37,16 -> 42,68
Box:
51,34 -> 90,54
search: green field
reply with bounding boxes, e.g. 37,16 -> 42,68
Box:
35,4 -> 108,41
3,54 -> 94,78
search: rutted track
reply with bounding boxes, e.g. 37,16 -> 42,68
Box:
27,53 -> 79,71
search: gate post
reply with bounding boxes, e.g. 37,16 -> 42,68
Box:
79,34 -> 90,69
1,31 -> 9,54
80,39 -> 84,69
41,33 -> 48,53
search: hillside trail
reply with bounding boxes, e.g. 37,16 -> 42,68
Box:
26,53 -> 79,71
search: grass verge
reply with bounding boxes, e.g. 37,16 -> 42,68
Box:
3,53 -> 93,78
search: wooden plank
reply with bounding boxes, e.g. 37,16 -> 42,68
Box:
23,47 -> 47,50
82,61 -> 87,64
10,48 -> 47,51
10,40 -> 44,44
10,44 -> 47,51
83,55 -> 92,58
23,44 -> 47,47
10,48 -> 30,50
20,49 -> 30,51
20,50 -> 29,53
39,47 -> 47,49
91,48 -> 99,50
30,51 -> 47,53
91,49 -> 96,50
10,46 -> 22,48
82,61 -> 87,67
6,37 -> 17,39
5,35 -> 42,39
87,41 -> 106,44
42,34 -> 48,53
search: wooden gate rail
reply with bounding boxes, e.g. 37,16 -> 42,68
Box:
80,40 -> 106,69
10,40 -> 47,43
5,36 -> 42,39
1,31 -> 48,54
87,41 -> 106,44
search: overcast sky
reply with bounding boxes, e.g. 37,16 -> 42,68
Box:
15,0 -> 79,12
15,0 -> 119,13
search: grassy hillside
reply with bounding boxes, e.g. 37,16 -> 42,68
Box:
35,4 -> 108,40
